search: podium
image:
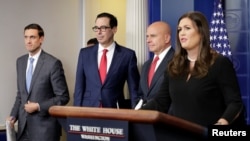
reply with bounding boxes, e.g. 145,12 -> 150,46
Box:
49,106 -> 207,141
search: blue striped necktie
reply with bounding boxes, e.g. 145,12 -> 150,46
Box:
26,58 -> 34,91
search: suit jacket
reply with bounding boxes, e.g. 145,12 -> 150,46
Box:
142,54 -> 246,126
10,50 -> 70,141
74,43 -> 140,108
138,47 -> 174,101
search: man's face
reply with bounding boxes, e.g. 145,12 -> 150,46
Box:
94,17 -> 117,47
146,24 -> 168,54
24,29 -> 43,55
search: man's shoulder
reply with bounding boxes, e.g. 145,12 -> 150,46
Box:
18,54 -> 28,59
40,51 -> 61,62
115,44 -> 135,53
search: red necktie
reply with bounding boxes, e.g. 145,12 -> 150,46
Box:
99,49 -> 108,84
148,56 -> 159,87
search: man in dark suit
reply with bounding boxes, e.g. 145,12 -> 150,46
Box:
74,12 -> 140,108
7,23 -> 70,141
136,21 -> 174,110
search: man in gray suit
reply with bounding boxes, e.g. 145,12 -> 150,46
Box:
6,23 -> 70,141
137,21 -> 174,111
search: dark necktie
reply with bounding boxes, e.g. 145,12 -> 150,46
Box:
99,49 -> 108,84
26,58 -> 34,91
148,56 -> 159,87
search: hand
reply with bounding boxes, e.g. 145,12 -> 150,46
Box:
215,118 -> 229,125
6,116 -> 16,128
24,101 -> 39,113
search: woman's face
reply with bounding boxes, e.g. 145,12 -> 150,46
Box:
178,17 -> 201,51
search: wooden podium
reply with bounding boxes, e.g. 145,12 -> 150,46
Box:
49,106 -> 207,141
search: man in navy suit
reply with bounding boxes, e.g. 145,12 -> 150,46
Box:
136,21 -> 174,110
74,12 -> 140,108
7,23 -> 70,141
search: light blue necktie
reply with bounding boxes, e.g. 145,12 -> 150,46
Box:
26,58 -> 34,91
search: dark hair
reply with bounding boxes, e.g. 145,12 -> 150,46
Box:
24,23 -> 44,37
96,12 -> 118,28
87,38 -> 98,45
168,11 -> 218,78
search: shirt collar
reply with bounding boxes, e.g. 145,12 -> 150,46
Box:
29,48 -> 42,61
98,42 -> 115,53
154,46 -> 171,60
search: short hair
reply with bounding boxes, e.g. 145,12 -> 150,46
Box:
87,38 -> 98,45
24,23 -> 44,37
96,12 -> 118,28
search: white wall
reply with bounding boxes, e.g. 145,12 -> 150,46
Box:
0,0 -> 82,127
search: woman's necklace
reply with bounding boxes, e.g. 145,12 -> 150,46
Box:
187,56 -> 196,62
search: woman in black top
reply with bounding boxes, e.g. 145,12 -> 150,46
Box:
142,11 -> 246,126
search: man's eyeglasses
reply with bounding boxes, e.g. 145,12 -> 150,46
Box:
92,26 -> 111,32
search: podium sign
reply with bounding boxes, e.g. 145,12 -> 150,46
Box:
67,117 -> 128,141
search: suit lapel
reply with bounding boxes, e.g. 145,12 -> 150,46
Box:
22,55 -> 29,94
149,48 -> 174,89
103,44 -> 122,85
88,45 -> 103,85
150,59 -> 167,87
144,60 -> 152,90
